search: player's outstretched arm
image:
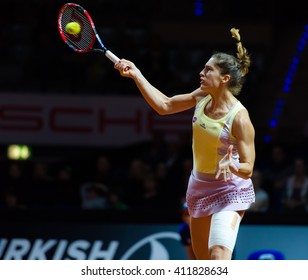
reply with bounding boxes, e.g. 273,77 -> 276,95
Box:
115,59 -> 201,115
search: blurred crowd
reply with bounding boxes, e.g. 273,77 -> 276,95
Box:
1,133 -> 308,216
0,132 -> 191,212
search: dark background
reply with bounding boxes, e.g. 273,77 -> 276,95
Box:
0,0 -> 307,141
0,0 -> 307,223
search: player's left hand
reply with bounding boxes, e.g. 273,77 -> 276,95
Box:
215,145 -> 239,182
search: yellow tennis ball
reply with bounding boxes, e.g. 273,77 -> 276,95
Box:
65,22 -> 81,35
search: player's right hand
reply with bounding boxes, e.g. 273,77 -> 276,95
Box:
114,59 -> 135,78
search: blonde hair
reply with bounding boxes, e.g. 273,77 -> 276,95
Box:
230,27 -> 251,77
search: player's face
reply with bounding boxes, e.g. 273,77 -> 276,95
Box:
199,58 -> 223,91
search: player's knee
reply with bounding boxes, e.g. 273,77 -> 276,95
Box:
209,245 -> 231,260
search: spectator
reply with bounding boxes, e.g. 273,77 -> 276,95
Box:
108,191 -> 128,210
2,190 -> 25,209
124,158 -> 149,207
28,161 -> 55,208
134,174 -> 163,210
281,158 -> 308,214
91,155 -> 118,188
262,144 -> 293,212
247,169 -> 269,212
80,182 -> 109,209
2,161 -> 28,206
55,164 -> 80,208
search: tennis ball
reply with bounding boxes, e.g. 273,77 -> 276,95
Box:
65,22 -> 81,35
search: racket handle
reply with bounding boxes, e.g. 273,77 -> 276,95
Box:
105,50 -> 120,64
105,50 -> 130,71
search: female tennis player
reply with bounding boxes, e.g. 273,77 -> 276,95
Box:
115,27 -> 256,260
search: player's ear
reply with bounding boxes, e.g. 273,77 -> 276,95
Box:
221,74 -> 230,84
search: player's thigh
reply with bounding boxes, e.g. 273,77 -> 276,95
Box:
208,211 -> 242,259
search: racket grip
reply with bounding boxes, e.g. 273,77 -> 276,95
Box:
105,50 -> 120,64
105,50 -> 130,71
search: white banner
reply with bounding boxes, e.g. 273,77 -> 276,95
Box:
0,93 -> 193,146
0,260 -> 306,280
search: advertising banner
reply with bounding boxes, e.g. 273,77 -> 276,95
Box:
1,222 -> 308,260
0,223 -> 187,260
0,93 -> 193,146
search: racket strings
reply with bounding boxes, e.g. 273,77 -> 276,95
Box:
60,6 -> 95,51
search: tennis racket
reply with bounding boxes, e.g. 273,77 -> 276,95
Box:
58,2 -> 127,68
